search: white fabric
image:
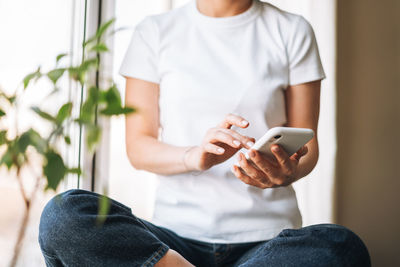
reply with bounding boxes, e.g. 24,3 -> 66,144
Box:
119,0 -> 325,243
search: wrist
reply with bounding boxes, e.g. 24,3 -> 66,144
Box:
182,146 -> 201,172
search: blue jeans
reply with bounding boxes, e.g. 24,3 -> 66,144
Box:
39,189 -> 370,267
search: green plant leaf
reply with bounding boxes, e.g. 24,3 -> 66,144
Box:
8,96 -> 16,104
56,53 -> 67,63
84,18 -> 116,47
31,107 -> 56,122
47,68 -> 66,84
0,92 -> 16,104
17,132 -> 31,153
14,129 -> 47,155
56,102 -> 72,125
74,117 -> 91,125
0,149 -> 13,169
90,43 -> 109,52
0,108 -> 5,117
80,102 -> 95,123
0,130 -> 7,145
16,152 -> 26,167
100,106 -> 135,116
79,58 -> 99,72
86,124 -> 101,152
99,85 -> 135,116
64,136 -> 71,145
23,67 -> 41,89
43,151 -> 66,190
88,86 -> 100,102
78,86 -> 99,123
67,66 -> 80,82
100,85 -> 121,104
67,167 -> 81,175
96,18 -> 116,39
68,58 -> 98,84
96,195 -> 110,226
27,129 -> 47,154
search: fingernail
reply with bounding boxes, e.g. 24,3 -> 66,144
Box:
273,146 -> 279,152
249,150 -> 256,158
217,148 -> 225,153
233,140 -> 241,147
247,141 -> 255,148
241,120 -> 249,126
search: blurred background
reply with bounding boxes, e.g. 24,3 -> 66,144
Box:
0,0 -> 399,266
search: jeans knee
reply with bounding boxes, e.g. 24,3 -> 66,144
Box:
308,224 -> 362,244
40,190 -> 83,225
307,224 -> 371,266
39,189 -> 92,253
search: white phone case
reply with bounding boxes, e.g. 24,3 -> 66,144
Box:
244,127 -> 314,159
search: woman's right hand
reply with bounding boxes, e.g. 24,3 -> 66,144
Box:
185,114 -> 255,171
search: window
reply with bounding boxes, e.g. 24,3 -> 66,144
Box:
0,1 -> 85,265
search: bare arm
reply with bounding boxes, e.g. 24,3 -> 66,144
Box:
284,80 -> 320,179
125,77 -> 254,175
125,77 -> 190,175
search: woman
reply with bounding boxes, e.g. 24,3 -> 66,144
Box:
39,0 -> 370,266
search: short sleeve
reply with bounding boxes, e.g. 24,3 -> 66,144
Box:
119,18 -> 160,83
286,16 -> 326,86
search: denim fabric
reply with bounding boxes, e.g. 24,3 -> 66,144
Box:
39,189 -> 370,267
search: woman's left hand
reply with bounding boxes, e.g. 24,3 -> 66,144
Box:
232,144 -> 308,189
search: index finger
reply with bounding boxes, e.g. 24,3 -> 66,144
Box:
271,145 -> 291,172
218,113 -> 249,129
291,145 -> 308,161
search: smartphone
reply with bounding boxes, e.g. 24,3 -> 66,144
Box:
244,127 -> 314,159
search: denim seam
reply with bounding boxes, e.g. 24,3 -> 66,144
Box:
215,244 -> 233,264
38,236 -> 59,260
236,246 -> 273,267
107,198 -> 133,213
40,249 -> 59,260
142,244 -> 169,267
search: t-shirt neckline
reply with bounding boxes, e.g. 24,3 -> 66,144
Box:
189,0 -> 261,28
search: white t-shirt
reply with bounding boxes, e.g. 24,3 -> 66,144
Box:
120,0 -> 325,243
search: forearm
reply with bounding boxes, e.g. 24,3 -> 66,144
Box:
126,135 -> 194,175
294,138 -> 319,180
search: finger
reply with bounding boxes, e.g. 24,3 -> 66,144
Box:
206,129 -> 242,148
291,145 -> 308,162
231,165 -> 268,188
218,113 -> 249,129
204,143 -> 225,155
246,151 -> 283,187
271,145 -> 292,173
248,149 -> 278,178
219,129 -> 255,149
237,153 -> 268,184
